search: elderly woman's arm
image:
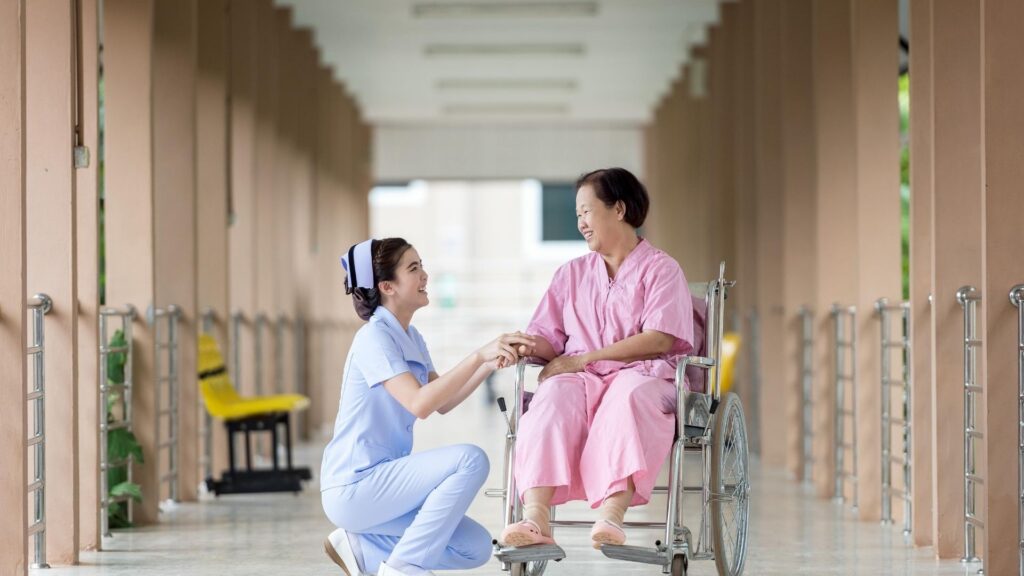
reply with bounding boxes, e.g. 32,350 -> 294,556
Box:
538,329 -> 675,382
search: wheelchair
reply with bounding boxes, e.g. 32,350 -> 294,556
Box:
489,262 -> 750,576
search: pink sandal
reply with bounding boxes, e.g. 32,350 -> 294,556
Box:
590,519 -> 626,549
500,519 -> 556,547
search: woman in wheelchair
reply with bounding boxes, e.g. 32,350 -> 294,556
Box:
499,168 -> 696,551
321,238 -> 534,576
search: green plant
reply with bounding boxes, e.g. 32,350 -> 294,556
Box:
105,329 -> 143,529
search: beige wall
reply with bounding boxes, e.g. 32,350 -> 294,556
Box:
980,1 -> 1024,572
0,1 -> 28,573
26,0 -> 80,563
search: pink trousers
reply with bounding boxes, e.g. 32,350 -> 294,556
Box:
514,368 -> 677,508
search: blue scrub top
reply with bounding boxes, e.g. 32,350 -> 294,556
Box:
320,306 -> 435,491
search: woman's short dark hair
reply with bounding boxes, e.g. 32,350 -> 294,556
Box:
575,167 -> 650,229
351,237 -> 413,321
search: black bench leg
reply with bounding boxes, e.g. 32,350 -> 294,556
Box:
245,429 -> 253,471
228,424 -> 237,476
284,414 -> 294,471
271,421 -> 280,470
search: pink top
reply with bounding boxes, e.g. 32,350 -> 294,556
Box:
527,238 -> 694,381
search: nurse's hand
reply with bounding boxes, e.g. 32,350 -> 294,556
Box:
477,333 -> 534,370
538,354 -> 587,382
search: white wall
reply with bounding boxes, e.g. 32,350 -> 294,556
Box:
373,124 -> 645,182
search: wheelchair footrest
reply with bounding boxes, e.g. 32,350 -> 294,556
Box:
492,543 -> 566,563
599,543 -> 668,566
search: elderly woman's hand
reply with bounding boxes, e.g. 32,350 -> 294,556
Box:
538,354 -> 588,382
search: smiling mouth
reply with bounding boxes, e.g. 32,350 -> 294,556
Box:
583,231 -> 594,240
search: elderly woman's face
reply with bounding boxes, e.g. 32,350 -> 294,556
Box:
576,184 -> 625,252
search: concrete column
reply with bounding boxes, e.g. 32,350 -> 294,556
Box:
753,0 -> 786,469
273,12 -> 297,399
26,0 -> 80,562
152,0 -> 198,503
908,0 -> 935,547
930,0 -> 983,558
196,0 -> 230,481
780,0 -> 817,480
708,7 -> 737,291
75,0 -> 101,550
980,1 -> 1024,572
103,0 -> 159,525
228,0 -> 258,399
851,0 -> 902,524
732,0 -> 759,434
812,0 -> 858,500
0,1 -> 29,572
254,1 -> 278,406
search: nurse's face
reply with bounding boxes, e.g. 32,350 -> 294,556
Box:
382,246 -> 430,310
576,184 -> 626,253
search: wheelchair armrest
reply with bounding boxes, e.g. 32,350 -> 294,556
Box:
677,355 -> 715,369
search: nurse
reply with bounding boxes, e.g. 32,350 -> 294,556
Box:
321,237 -> 534,576
499,167 -> 695,550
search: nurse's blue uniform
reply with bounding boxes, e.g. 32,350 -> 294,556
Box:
320,305 -> 491,573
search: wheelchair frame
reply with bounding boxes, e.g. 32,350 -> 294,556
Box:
490,262 -> 750,576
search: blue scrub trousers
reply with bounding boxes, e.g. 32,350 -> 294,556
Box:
322,443 -> 492,572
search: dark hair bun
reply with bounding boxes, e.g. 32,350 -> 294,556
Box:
352,287 -> 381,322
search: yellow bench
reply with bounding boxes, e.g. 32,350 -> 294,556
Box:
198,333 -> 311,495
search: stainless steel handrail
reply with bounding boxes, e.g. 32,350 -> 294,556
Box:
800,306 -> 814,483
99,304 -> 137,537
1010,284 -> 1024,576
200,307 -> 217,483
149,304 -> 182,505
274,315 -> 289,394
832,303 -> 858,511
230,311 -> 245,386
956,286 -> 983,566
254,313 -> 268,396
26,293 -> 52,569
876,298 -> 912,536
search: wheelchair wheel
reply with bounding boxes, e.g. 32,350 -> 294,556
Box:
709,392 -> 750,576
511,560 -> 547,576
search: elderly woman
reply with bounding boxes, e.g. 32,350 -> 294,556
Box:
499,167 -> 695,550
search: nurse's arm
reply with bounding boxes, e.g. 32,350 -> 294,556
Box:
582,329 -> 676,364
382,350 -> 494,419
436,365 -> 491,414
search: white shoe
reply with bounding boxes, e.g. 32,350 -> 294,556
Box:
324,528 -> 372,576
377,561 -> 435,576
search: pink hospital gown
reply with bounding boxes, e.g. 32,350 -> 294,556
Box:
516,238 -> 694,508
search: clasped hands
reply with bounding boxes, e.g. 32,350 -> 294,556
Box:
478,331 -> 587,381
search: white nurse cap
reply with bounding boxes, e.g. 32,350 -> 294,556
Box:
341,239 -> 377,294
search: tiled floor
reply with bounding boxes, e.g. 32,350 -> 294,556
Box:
43,391 -> 979,575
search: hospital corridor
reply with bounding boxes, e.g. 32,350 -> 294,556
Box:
2,1 -> 1023,575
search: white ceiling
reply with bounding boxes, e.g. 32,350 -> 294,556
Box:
278,1 -> 723,126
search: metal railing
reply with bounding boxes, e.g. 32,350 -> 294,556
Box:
200,307 -> 217,483
149,304 -> 182,505
800,306 -> 814,483
230,311 -> 244,385
748,309 -> 762,457
956,286 -> 984,566
26,293 -> 52,569
254,313 -> 268,396
99,304 -> 137,537
876,298 -> 912,536
294,317 -> 307,439
832,304 -> 858,511
274,315 -> 289,394
1010,284 -> 1024,576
